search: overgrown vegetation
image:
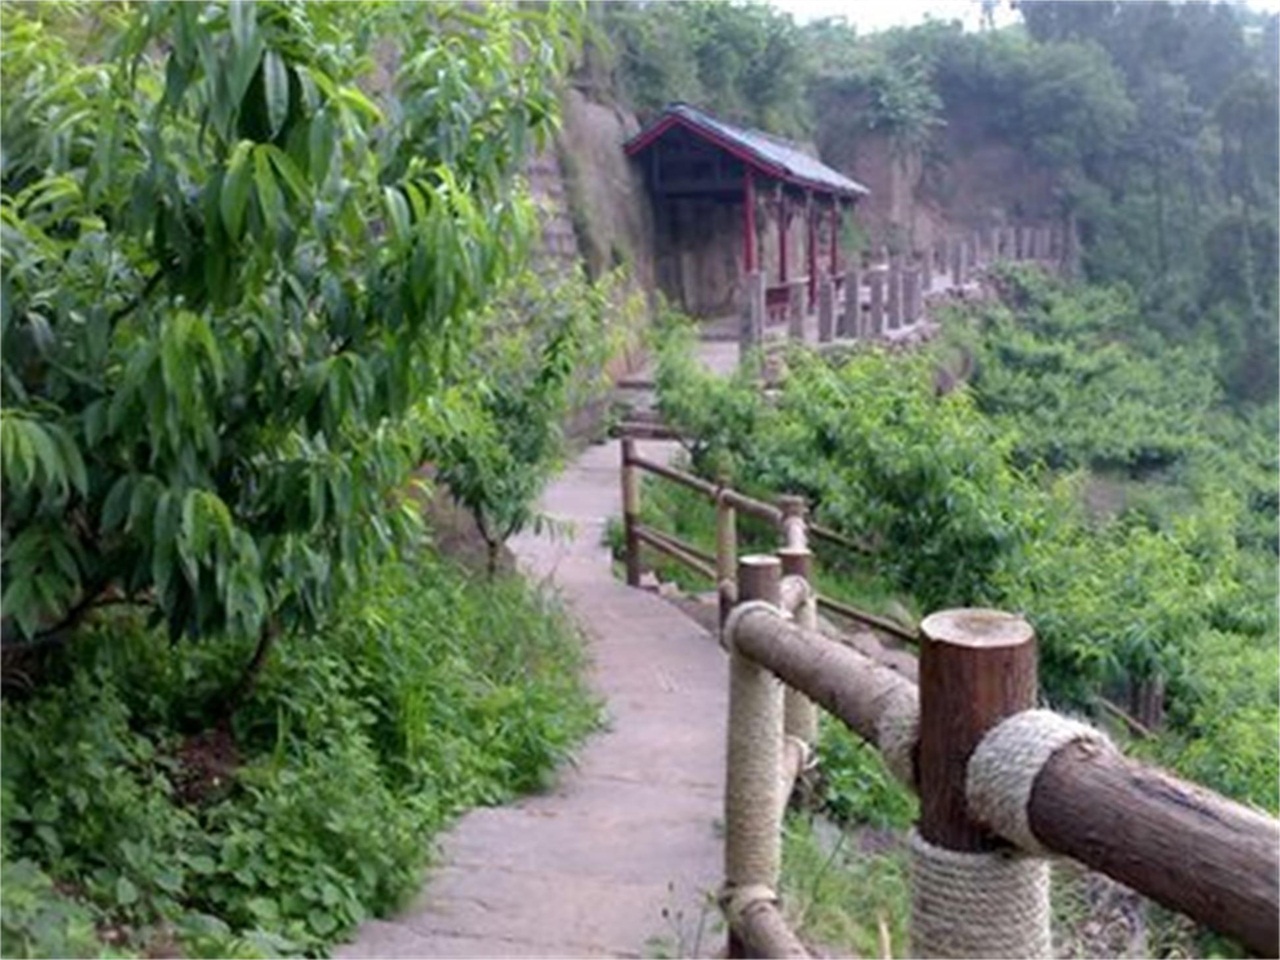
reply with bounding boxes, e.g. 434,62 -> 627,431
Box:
1,550 -> 598,958
648,269 -> 1278,818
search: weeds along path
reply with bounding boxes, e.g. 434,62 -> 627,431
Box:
337,438 -> 728,958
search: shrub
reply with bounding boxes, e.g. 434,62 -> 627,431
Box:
1,549 -> 598,957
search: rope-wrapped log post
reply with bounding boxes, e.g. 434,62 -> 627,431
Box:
776,495 -> 807,552
716,485 -> 738,631
620,438 -> 641,588
723,556 -> 793,959
778,547 -> 820,751
912,608 -> 1049,959
967,709 -> 1280,955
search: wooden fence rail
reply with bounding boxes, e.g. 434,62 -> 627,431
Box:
726,588 -> 1280,957
618,440 -> 900,641
615,438 -> 1279,958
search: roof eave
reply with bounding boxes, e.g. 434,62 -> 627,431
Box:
625,111 -> 869,199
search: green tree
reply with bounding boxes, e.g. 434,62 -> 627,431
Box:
0,2 -> 579,698
431,267 -> 629,576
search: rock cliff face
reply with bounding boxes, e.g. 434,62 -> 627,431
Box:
816,99 -> 1066,259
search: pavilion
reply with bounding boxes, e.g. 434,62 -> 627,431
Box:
624,103 -> 868,320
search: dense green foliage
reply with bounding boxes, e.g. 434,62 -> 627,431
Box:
0,1 -> 578,650
591,1 -> 809,137
651,271 -> 1278,812
1,549 -> 597,958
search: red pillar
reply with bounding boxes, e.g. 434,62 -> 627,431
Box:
807,194 -> 818,311
743,168 -> 756,273
778,192 -> 789,285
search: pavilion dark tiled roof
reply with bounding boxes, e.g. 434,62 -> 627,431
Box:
624,102 -> 869,199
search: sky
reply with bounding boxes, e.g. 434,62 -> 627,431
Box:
767,0 -> 1280,34
766,0 -> 1017,33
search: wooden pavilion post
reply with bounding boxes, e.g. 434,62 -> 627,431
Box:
743,168 -> 757,273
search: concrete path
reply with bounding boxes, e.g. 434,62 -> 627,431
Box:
337,440 -> 728,959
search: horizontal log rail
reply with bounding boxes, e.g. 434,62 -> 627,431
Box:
625,451 -> 720,499
814,593 -> 918,645
808,521 -> 873,555
632,525 -> 717,581
725,597 -> 1280,957
621,439 -> 916,646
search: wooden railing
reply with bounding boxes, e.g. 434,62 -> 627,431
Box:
619,438 -> 915,644
617,437 -> 1280,959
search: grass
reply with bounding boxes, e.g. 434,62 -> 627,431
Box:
1,546 -> 600,959
779,813 -> 910,959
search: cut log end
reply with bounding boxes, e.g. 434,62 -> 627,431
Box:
920,608 -> 1033,649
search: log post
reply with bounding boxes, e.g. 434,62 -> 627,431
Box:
913,608 -> 1048,958
725,555 -> 784,960
868,268 -> 885,338
950,238 -> 963,288
919,608 -> 1037,848
716,486 -> 738,631
921,248 -> 933,299
621,438 -> 642,588
817,277 -> 835,343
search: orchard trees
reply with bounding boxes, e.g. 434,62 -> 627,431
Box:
0,2 -> 581,686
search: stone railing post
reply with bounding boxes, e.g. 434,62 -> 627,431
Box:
740,271 -> 765,364
787,282 -> 805,341
868,268 -> 885,338
817,277 -> 835,343
840,262 -> 861,339
887,258 -> 902,330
